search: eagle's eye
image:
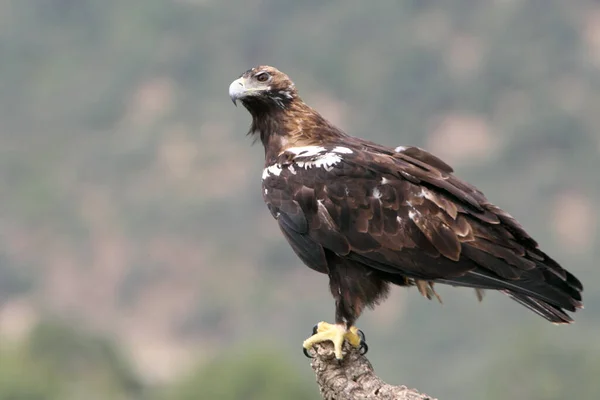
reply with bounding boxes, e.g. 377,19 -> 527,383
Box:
255,72 -> 270,82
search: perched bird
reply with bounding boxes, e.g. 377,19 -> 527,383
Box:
228,66 -> 583,359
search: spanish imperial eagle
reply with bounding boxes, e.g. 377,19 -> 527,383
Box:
228,66 -> 583,359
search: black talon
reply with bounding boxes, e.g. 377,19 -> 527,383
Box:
303,324 -> 319,358
357,329 -> 368,355
303,347 -> 315,358
359,341 -> 368,355
357,329 -> 366,343
311,324 -> 319,335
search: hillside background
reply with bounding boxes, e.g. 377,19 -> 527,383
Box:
0,1 -> 599,399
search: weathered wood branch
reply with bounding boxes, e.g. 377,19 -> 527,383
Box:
308,342 -> 437,400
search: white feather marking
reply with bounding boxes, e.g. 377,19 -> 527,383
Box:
311,153 -> 342,170
333,146 -> 353,154
394,146 -> 407,152
317,199 -> 336,229
294,152 -> 342,171
381,177 -> 391,185
286,146 -> 326,157
264,188 -> 268,195
262,164 -> 283,179
288,164 -> 296,174
372,187 -> 382,199
408,209 -> 422,221
396,216 -> 403,223
421,188 -> 436,201
279,90 -> 293,99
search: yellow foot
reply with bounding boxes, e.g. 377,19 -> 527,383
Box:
302,321 -> 362,359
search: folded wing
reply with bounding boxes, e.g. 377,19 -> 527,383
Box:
263,144 -> 583,323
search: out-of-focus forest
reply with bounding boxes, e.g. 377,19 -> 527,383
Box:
0,1 -> 599,399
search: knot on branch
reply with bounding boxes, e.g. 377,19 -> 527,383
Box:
308,341 -> 437,400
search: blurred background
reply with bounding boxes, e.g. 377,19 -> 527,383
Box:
0,1 -> 599,399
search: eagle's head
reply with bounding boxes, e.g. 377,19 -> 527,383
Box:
229,66 -> 344,156
229,65 -> 298,111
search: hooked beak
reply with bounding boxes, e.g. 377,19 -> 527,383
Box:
229,77 -> 246,106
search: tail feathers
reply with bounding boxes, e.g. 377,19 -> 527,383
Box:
541,267 -> 582,304
438,268 -> 582,323
503,291 -> 573,324
565,269 -> 584,292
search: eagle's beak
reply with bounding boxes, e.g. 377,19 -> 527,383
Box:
229,77 -> 246,106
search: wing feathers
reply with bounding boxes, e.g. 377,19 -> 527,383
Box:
278,218 -> 328,273
409,211 -> 461,261
262,141 -> 583,322
394,146 -> 454,173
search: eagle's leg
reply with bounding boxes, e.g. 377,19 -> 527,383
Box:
302,278 -> 366,359
302,261 -> 383,359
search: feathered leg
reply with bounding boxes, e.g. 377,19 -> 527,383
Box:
303,258 -> 386,359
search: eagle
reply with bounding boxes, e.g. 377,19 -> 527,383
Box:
229,65 -> 583,359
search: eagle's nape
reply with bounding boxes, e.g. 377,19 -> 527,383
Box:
229,65 -> 584,359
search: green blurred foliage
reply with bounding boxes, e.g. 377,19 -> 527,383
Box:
0,321 -> 143,400
0,344 -> 61,400
165,347 -> 316,400
0,324 -> 314,400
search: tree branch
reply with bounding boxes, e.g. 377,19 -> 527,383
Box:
308,342 -> 437,400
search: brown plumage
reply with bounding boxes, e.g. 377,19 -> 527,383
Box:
229,65 -> 583,332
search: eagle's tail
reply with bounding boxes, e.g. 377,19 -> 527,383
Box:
499,266 -> 583,324
502,291 -> 573,323
349,247 -> 583,323
438,266 -> 583,324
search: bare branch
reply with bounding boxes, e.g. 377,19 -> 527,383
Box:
308,342 -> 437,400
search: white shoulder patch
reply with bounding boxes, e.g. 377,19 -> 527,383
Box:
262,164 -> 283,179
286,146 -> 326,157
394,146 -> 407,152
284,145 -> 345,172
332,146 -> 353,154
296,152 -> 342,171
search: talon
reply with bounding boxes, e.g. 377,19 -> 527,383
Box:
311,324 -> 319,335
357,329 -> 368,355
357,329 -> 366,343
359,341 -> 369,355
303,347 -> 315,358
